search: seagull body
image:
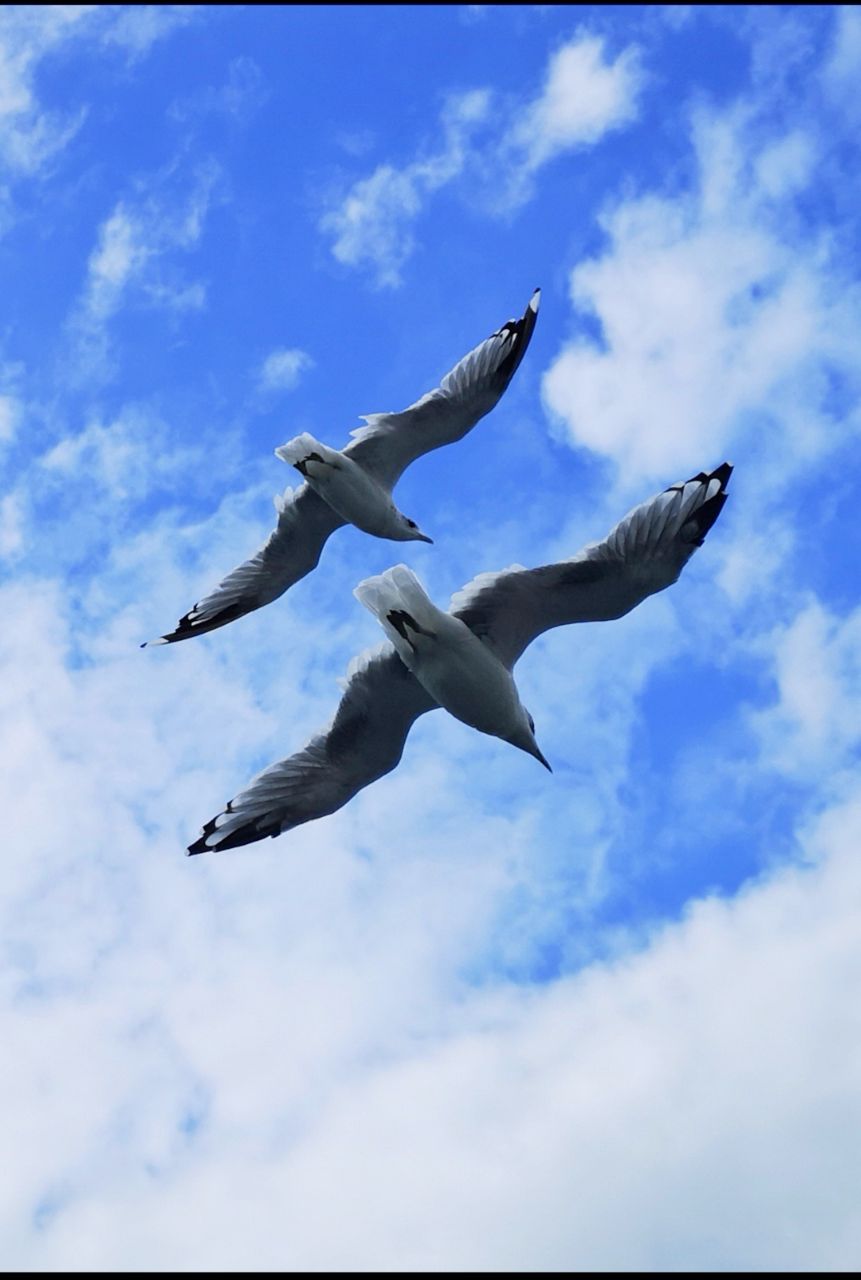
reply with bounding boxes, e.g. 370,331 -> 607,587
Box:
354,564 -> 550,768
188,463 -> 732,854
146,289 -> 540,646
274,433 -> 432,543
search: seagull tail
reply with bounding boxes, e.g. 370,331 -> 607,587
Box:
354,564 -> 439,664
275,432 -> 332,469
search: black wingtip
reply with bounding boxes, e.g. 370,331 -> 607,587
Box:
689,491 -> 729,545
493,290 -> 541,390
187,809 -> 283,855
668,461 -> 734,499
689,463 -> 733,544
158,600 -> 250,645
711,461 -> 733,489
681,461 -> 733,490
188,815 -> 219,855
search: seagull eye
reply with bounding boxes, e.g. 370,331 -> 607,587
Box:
528,714 -> 535,733
406,519 -> 417,528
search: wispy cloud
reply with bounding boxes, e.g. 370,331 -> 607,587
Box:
0,6 -> 90,176
321,89 -> 491,288
0,391 -> 19,443
258,347 -> 314,393
0,6 -> 199,181
69,161 -> 220,380
169,55 -> 268,127
97,4 -> 199,60
320,33 -> 643,287
0,490 -> 23,557
823,3 -> 861,117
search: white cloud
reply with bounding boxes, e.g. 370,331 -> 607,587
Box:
823,4 -> 861,118
321,34 -> 643,286
98,4 -> 199,60
1,366 -> 859,1268
2,579 -> 858,1272
751,599 -> 861,780
0,5 -> 198,180
83,205 -> 152,322
169,55 -> 268,126
753,129 -> 815,199
323,162 -> 425,288
515,35 -> 642,171
0,391 -> 19,442
321,89 -> 491,288
41,410 -> 169,500
258,347 -> 314,393
0,6 -> 90,175
70,162 -> 220,377
0,491 -> 23,557
541,106 -> 860,490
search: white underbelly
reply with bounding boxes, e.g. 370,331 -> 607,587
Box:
305,457 -> 392,535
412,633 -> 522,738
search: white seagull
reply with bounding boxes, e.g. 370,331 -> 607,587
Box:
188,462 -> 732,854
354,564 -> 552,771
274,434 -> 433,544
146,289 -> 540,646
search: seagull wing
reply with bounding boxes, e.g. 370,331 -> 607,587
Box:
149,484 -> 346,644
449,464 -> 733,669
188,645 -> 437,852
344,289 -> 540,491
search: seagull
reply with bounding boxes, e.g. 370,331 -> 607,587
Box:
145,289 -> 540,646
274,433 -> 434,544
188,462 -> 732,854
354,563 -> 552,771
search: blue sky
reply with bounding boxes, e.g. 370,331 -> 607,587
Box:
2,4 -> 860,1269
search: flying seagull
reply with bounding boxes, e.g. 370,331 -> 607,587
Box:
188,462 -> 732,854
354,563 -> 552,771
145,289 -> 540,646
274,433 -> 433,544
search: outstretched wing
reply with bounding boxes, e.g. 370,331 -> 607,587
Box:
344,289 -> 540,490
188,645 -> 437,853
147,485 -> 346,645
449,464 -> 733,669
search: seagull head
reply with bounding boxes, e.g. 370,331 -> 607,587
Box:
506,711 -> 552,772
394,513 -> 433,544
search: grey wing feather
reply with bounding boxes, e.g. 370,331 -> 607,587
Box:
149,485 -> 345,644
450,464 -> 733,669
188,646 -> 437,853
344,289 -> 540,490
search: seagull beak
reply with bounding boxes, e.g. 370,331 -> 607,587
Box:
507,724 -> 553,771
416,532 -> 434,544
